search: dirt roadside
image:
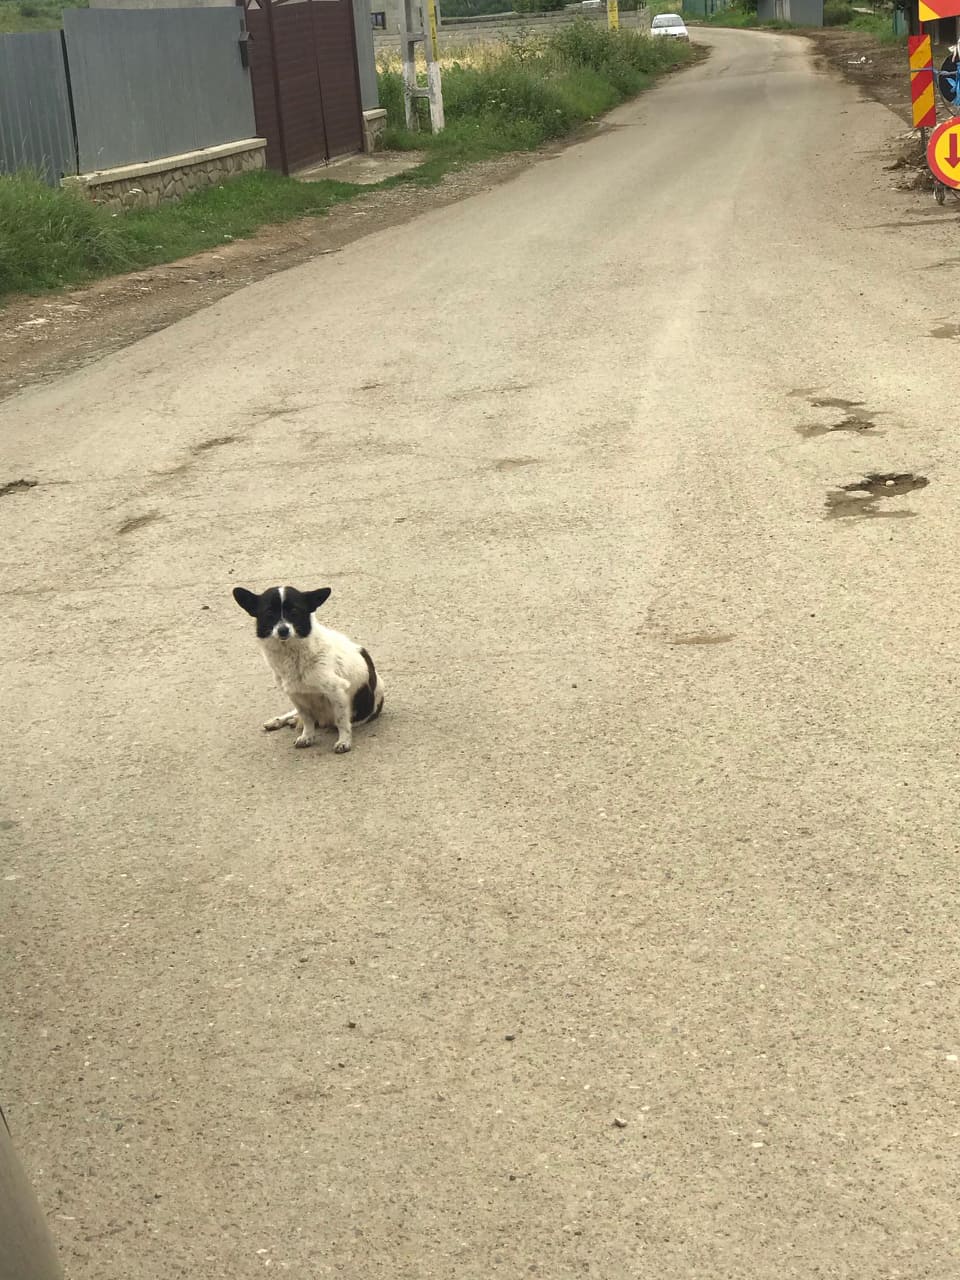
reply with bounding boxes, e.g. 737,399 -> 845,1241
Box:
0,35 -> 924,401
0,152 -> 535,404
806,25 -> 917,126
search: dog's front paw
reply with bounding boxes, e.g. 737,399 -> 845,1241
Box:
294,733 -> 315,749
334,740 -> 352,754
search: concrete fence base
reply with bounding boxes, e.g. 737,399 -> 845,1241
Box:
61,137 -> 267,212
363,108 -> 388,153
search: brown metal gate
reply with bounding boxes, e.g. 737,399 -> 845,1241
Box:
244,0 -> 364,175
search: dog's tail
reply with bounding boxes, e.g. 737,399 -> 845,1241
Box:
357,647 -> 384,722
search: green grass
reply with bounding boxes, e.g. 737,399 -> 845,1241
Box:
0,0 -> 86,34
697,5 -> 797,26
697,1 -> 902,36
380,22 -> 697,177
848,9 -> 904,41
0,170 -> 361,298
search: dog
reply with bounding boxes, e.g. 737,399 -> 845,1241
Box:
233,585 -> 384,753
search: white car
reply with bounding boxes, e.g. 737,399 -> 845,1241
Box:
650,12 -> 690,38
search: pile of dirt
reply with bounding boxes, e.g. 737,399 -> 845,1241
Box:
884,128 -> 936,190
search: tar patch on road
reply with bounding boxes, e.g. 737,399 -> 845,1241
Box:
0,478 -> 38,499
825,472 -> 929,520
794,395 -> 879,438
117,510 -> 163,536
191,434 -> 242,454
668,632 -> 735,646
929,322 -> 960,339
494,457 -> 541,471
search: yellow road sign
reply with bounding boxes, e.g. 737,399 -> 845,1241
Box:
928,117 -> 960,188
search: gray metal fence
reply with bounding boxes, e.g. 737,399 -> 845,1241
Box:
62,7 -> 256,173
0,31 -> 77,184
352,0 -> 379,111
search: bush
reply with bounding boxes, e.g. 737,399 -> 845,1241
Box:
378,22 -> 695,168
823,1 -> 854,23
0,170 -> 359,299
0,174 -> 130,295
514,0 -> 566,12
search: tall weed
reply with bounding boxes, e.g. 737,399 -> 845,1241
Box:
378,20 -> 695,158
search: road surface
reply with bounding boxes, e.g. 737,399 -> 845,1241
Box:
3,27 -> 960,1280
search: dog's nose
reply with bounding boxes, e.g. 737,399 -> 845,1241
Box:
276,624 -> 290,639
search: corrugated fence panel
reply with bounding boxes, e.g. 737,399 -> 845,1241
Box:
63,7 -> 256,173
0,31 -> 77,185
313,0 -> 363,159
351,0 -> 378,112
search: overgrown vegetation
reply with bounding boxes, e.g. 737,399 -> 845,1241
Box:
701,0 -> 902,36
823,2 -> 855,24
848,8 -> 903,40
0,170 -> 360,299
378,21 -> 697,171
700,6 -> 793,27
0,0 -> 86,34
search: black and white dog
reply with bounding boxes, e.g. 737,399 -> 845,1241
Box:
233,585 -> 384,753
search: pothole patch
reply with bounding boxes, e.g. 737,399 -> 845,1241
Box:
0,478 -> 38,499
796,395 -> 880,438
797,412 -> 877,438
825,472 -> 929,520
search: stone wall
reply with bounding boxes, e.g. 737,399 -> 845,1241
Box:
373,5 -> 647,51
62,138 -> 267,213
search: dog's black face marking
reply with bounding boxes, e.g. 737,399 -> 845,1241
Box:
233,585 -> 332,639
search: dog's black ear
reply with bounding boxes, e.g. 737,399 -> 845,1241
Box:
304,588 -> 332,613
233,587 -> 260,616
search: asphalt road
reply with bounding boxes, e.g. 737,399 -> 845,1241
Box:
3,27 -> 960,1280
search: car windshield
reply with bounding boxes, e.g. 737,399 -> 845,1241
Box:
652,13 -> 683,24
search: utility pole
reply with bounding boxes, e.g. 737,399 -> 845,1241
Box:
401,0 -> 445,133
607,0 -> 620,30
